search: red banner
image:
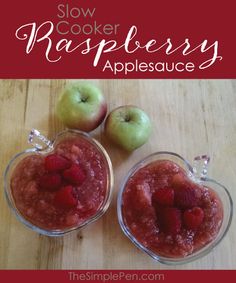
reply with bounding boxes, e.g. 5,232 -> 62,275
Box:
0,0 -> 235,78
0,270 -> 235,283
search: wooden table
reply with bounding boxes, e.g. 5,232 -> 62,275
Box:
0,79 -> 235,269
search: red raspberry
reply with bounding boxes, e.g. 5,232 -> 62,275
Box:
63,164 -> 86,186
39,173 -> 62,191
158,207 -> 182,235
45,154 -> 71,172
152,188 -> 174,206
174,185 -> 199,208
183,207 -> 204,230
172,174 -> 200,208
54,186 -> 78,208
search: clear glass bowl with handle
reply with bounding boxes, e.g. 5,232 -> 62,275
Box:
4,129 -> 114,236
117,152 -> 233,264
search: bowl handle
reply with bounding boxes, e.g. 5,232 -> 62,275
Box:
192,155 -> 210,180
28,129 -> 53,151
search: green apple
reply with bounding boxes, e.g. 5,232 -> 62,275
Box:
56,82 -> 107,132
105,106 -> 152,151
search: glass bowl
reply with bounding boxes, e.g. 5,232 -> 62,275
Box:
4,129 -> 114,236
117,151 -> 233,264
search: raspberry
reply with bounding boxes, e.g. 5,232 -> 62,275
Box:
152,188 -> 174,206
39,173 -> 62,191
159,207 -> 182,235
174,185 -> 199,208
54,186 -> 78,208
172,174 -> 200,208
183,207 -> 204,230
63,164 -> 86,186
44,154 -> 71,172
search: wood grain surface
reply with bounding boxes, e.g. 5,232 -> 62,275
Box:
0,79 -> 235,270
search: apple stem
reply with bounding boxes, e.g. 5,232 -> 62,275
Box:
124,115 -> 131,122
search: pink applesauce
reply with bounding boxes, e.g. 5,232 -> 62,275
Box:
122,160 -> 223,258
10,136 -> 109,230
